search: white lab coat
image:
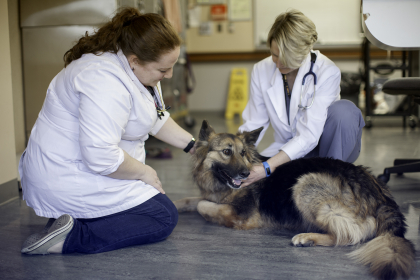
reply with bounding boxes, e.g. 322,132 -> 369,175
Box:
239,50 -> 341,160
19,50 -> 169,219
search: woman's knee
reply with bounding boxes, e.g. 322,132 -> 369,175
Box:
143,195 -> 178,242
167,200 -> 179,230
156,194 -> 179,230
327,100 -> 364,128
159,201 -> 178,240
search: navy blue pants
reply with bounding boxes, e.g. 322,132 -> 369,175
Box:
304,99 -> 365,163
62,194 -> 178,254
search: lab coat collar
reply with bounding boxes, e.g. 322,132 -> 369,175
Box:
267,52 -> 314,127
268,52 -> 312,87
116,49 -> 154,103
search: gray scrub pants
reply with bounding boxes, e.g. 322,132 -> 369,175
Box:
303,99 -> 365,163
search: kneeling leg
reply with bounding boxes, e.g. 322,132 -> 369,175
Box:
63,194 -> 178,254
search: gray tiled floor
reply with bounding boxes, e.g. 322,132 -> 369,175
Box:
1,112 -> 420,280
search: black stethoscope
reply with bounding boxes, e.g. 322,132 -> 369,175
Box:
298,52 -> 317,110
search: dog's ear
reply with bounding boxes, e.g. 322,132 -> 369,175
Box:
238,127 -> 263,146
199,120 -> 216,141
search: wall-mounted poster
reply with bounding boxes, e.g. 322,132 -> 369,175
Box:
211,4 -> 228,21
229,0 -> 252,21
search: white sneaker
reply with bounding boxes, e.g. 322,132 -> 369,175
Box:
21,214 -> 73,255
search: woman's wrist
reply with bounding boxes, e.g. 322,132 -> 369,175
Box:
262,161 -> 271,177
136,161 -> 148,180
183,137 -> 196,153
264,150 -> 290,175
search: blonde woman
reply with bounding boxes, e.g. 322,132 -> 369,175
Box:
240,10 -> 364,187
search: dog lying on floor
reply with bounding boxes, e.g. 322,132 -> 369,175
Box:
174,120 -> 415,280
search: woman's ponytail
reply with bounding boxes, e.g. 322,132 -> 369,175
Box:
64,7 -> 179,67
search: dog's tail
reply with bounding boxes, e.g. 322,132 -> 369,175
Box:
349,233 -> 415,279
348,202 -> 415,280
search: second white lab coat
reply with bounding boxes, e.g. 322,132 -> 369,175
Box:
239,50 -> 341,160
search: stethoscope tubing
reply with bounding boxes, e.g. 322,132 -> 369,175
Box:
298,54 -> 317,110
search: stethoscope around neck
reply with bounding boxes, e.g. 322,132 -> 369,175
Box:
151,86 -> 171,120
298,52 -> 317,110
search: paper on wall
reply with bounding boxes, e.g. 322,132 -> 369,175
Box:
188,5 -> 201,28
229,0 -> 252,21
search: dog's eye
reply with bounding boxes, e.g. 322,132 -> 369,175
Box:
223,149 -> 232,156
240,149 -> 246,157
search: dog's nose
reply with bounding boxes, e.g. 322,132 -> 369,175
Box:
240,171 -> 250,178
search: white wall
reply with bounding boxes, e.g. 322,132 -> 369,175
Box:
188,61 -> 256,112
254,0 -> 362,47
0,0 -> 19,203
188,56 -> 408,113
8,0 -> 26,153
188,58 -> 361,112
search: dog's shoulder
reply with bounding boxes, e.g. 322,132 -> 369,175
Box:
224,187 -> 258,218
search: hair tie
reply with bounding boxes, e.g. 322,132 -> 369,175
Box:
123,15 -> 139,27
123,19 -> 132,27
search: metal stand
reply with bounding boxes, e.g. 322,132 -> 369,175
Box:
362,39 -> 415,128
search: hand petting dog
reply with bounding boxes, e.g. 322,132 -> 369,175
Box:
240,164 -> 265,187
242,150 -> 291,187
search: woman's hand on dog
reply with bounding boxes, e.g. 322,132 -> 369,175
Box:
241,164 -> 266,187
188,143 -> 197,155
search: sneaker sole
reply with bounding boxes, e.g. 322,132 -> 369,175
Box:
21,215 -> 74,254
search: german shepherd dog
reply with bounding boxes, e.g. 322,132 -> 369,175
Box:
175,120 -> 416,280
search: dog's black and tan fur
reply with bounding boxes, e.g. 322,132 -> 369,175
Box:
175,120 -> 416,280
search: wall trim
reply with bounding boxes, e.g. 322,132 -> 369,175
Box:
0,196 -> 19,207
0,179 -> 19,206
188,49 -> 403,62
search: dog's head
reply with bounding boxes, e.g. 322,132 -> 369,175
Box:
192,120 -> 263,191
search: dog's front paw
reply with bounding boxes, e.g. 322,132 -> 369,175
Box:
197,200 -> 217,220
292,233 -> 315,247
197,200 -> 214,212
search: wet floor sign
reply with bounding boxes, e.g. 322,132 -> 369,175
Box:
225,68 -> 248,120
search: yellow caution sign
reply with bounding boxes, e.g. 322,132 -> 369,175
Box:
225,68 -> 248,120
